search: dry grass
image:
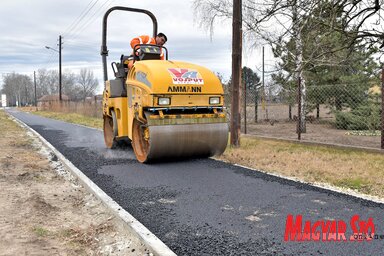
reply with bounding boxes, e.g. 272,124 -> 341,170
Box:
64,222 -> 114,247
42,100 -> 102,118
20,103 -> 103,129
29,110 -> 103,129
218,136 -> 384,196
0,109 -> 29,142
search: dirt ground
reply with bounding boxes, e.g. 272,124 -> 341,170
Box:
242,103 -> 382,149
0,110 -> 151,255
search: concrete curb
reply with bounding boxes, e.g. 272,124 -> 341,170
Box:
10,113 -> 177,256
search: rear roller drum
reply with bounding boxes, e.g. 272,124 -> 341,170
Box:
132,119 -> 150,163
103,110 -> 118,149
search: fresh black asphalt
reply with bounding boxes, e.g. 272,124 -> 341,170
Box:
8,109 -> 384,255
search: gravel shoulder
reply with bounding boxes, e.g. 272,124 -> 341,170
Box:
0,109 -> 150,255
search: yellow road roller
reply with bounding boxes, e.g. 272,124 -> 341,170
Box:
101,6 -> 228,163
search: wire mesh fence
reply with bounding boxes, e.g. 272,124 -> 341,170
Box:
225,78 -> 383,149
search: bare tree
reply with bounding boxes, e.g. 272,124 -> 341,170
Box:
62,70 -> 76,100
36,69 -> 59,96
1,69 -> 86,105
76,68 -> 99,101
335,0 -> 384,49
1,73 -> 33,106
194,0 -> 384,50
35,68 -> 77,100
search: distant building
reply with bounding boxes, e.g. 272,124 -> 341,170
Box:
37,94 -> 70,109
85,94 -> 103,103
1,94 -> 6,107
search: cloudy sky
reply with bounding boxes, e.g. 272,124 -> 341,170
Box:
0,0 -> 274,93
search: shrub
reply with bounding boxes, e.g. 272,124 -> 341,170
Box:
335,103 -> 381,130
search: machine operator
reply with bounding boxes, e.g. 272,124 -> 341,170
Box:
127,33 -> 167,69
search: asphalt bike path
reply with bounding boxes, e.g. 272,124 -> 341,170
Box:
7,109 -> 384,255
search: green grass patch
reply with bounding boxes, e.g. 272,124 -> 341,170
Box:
334,178 -> 372,193
33,226 -> 50,237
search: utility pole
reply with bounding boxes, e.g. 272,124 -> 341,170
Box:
230,0 -> 242,147
381,66 -> 384,150
45,37 -> 62,101
59,35 -> 62,101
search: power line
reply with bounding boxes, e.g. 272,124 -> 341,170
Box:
42,0 -> 115,75
64,0 -> 101,40
67,0 -> 115,42
60,0 -> 114,66
63,0 -> 97,36
43,47 -> 59,69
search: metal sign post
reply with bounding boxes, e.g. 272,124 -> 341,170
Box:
381,67 -> 384,149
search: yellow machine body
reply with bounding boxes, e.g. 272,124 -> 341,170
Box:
101,6 -> 228,162
103,59 -> 228,162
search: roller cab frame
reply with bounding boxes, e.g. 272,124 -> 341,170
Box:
101,6 -> 228,163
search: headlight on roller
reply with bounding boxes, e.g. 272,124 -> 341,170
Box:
158,97 -> 170,105
209,97 -> 220,105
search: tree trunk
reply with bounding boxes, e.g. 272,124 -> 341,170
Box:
289,104 -> 292,120
293,0 -> 306,133
254,90 -> 258,123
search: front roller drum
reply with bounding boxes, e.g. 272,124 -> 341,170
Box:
132,119 -> 151,163
131,119 -> 228,163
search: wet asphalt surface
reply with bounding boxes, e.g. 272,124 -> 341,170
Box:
7,109 -> 384,255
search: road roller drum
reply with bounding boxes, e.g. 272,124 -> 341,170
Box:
131,115 -> 228,162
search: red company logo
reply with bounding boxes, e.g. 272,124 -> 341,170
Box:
284,214 -> 376,242
168,68 -> 204,85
